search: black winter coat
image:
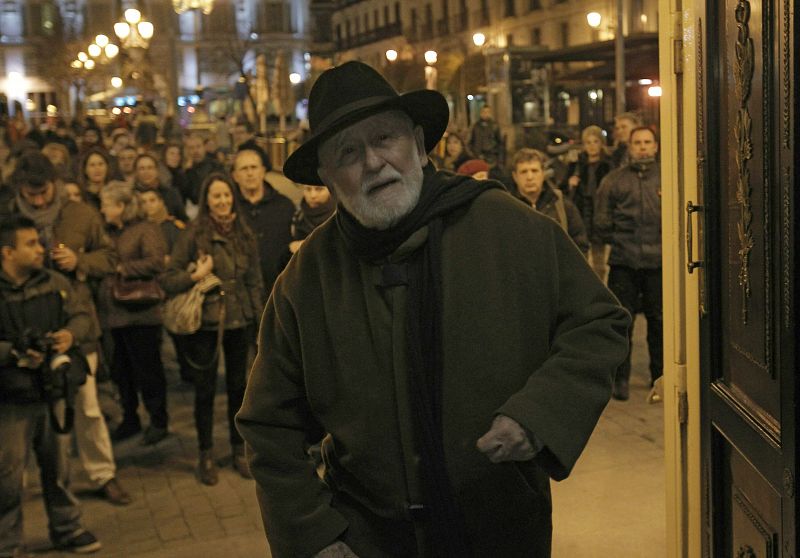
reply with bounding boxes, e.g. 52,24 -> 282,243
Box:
594,160 -> 662,269
563,154 -> 614,242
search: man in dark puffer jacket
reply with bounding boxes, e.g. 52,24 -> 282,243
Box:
595,126 -> 663,401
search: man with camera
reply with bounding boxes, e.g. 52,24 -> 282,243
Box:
7,151 -> 130,507
0,215 -> 102,556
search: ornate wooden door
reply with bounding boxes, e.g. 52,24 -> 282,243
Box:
696,0 -> 797,556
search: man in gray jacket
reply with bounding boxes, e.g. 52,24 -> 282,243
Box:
594,126 -> 663,401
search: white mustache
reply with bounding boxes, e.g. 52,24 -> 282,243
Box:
363,172 -> 402,194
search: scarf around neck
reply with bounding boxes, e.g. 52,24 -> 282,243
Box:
337,164 -> 503,556
209,212 -> 237,236
15,189 -> 64,251
146,204 -> 169,225
336,164 -> 501,262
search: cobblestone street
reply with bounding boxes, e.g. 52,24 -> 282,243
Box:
21,319 -> 663,557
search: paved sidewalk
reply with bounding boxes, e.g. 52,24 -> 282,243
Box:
21,338 -> 271,558
552,317 -> 666,557
20,320 -> 664,557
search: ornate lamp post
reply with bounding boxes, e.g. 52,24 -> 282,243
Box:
114,9 -> 154,56
172,0 -> 214,14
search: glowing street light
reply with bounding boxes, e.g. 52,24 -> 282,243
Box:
95,34 -> 109,47
648,85 -> 663,97
472,32 -> 486,47
105,44 -> 119,58
289,72 -> 301,84
125,8 -> 142,24
385,49 -> 398,62
424,50 -> 438,65
78,51 -> 88,62
88,43 -> 102,57
83,59 -> 96,70
111,76 -> 123,88
586,12 -> 602,28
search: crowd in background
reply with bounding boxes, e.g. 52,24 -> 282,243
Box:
0,102 -> 661,555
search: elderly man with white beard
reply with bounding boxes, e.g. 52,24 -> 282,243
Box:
236,61 -> 630,558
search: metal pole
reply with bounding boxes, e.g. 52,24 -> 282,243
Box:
615,0 -> 625,114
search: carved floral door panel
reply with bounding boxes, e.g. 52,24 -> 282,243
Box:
699,0 -> 796,556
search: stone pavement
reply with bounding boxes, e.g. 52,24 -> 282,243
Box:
21,337 -> 271,558
552,317 -> 666,557
20,319 -> 664,557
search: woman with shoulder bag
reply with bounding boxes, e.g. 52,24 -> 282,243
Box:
161,173 -> 264,485
96,180 -> 169,445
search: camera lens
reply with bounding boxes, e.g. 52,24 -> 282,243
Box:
49,353 -> 72,374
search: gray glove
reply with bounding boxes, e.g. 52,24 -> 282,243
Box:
313,541 -> 360,558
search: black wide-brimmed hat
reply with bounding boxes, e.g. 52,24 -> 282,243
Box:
283,61 -> 450,185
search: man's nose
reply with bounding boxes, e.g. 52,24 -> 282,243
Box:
364,146 -> 383,170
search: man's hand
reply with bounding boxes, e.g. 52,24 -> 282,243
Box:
16,349 -> 45,369
52,245 -> 78,272
313,541 -> 359,558
476,415 -> 537,463
568,175 -> 580,189
49,329 -> 74,354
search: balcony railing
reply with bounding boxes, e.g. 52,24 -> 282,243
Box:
336,21 -> 402,50
470,9 -> 490,27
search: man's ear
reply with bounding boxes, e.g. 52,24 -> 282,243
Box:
414,125 -> 426,160
0,245 -> 14,262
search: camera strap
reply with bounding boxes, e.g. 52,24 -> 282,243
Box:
48,364 -> 75,434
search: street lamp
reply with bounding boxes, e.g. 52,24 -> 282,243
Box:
472,32 -> 486,47
173,0 -> 215,14
423,50 -> 438,90
586,12 -> 602,28
111,76 -> 123,88
289,73 -> 301,85
114,9 -> 154,49
585,5 -> 625,113
385,49 -> 398,62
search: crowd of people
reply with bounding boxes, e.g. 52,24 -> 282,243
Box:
0,65 -> 662,556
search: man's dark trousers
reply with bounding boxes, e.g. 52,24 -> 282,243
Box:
0,403 -> 82,556
608,265 -> 663,384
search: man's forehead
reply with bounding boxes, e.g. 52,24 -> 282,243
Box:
631,129 -> 656,142
320,110 -> 412,151
516,160 -> 543,171
234,150 -> 263,168
21,181 -> 52,193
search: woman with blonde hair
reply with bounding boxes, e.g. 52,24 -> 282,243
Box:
563,125 -> 615,280
41,142 -> 73,181
96,180 -> 169,445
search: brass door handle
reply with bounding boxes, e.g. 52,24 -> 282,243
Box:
686,201 -> 704,273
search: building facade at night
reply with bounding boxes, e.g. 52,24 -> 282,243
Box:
320,0 -> 659,149
0,0 -> 312,121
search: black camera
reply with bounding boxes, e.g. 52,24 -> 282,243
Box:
15,328 -> 72,376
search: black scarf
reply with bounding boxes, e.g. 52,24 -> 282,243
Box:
337,164 -> 503,556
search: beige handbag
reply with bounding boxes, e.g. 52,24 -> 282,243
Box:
163,274 -> 223,335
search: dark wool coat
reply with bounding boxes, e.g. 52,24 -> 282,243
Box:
160,220 -> 264,331
237,187 -> 631,558
563,154 -> 614,242
235,182 -> 295,297
6,198 -> 116,354
96,220 -> 166,329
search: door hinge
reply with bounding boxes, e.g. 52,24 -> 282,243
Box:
678,391 -> 689,424
673,39 -> 684,74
